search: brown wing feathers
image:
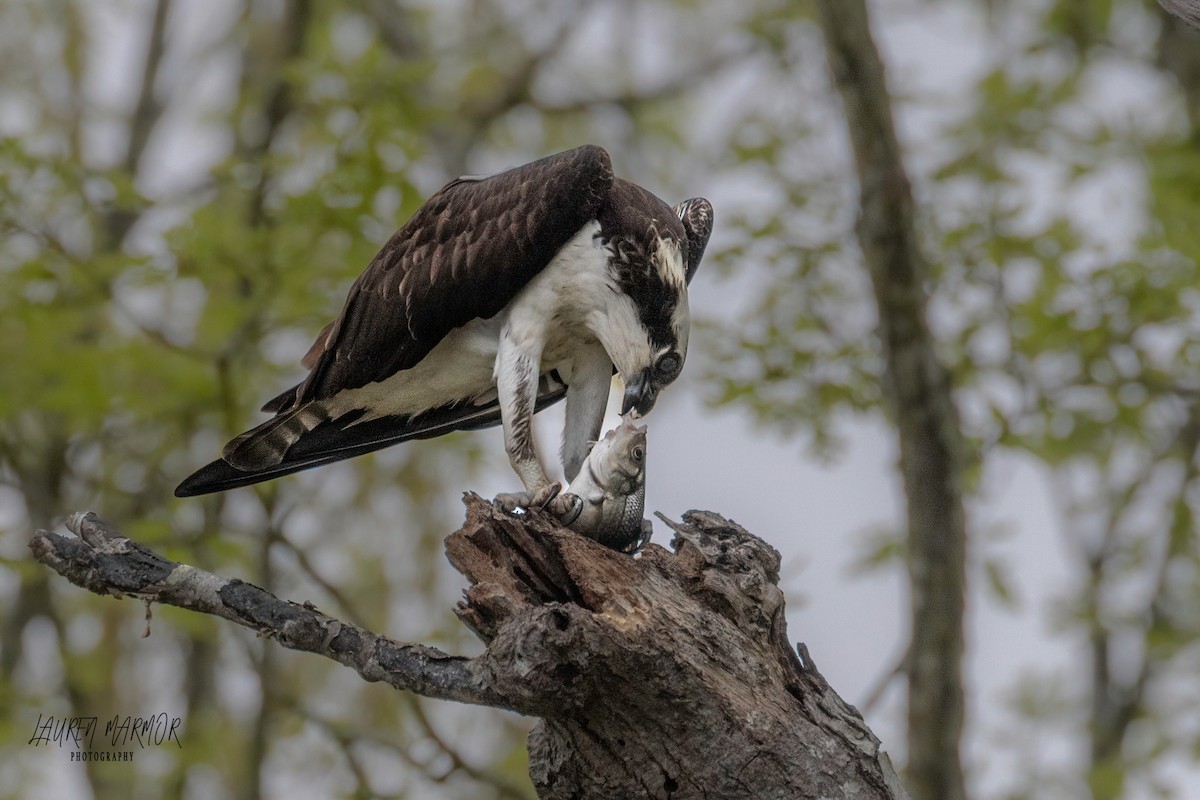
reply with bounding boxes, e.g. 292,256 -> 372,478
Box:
674,197 -> 714,285
176,145 -> 614,495
289,144 -> 613,410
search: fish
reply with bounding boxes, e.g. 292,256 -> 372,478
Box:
561,415 -> 652,553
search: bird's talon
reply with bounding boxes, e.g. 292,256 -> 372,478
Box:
495,481 -> 569,517
532,482 -> 559,506
493,491 -> 535,515
531,481 -> 563,509
555,493 -> 584,526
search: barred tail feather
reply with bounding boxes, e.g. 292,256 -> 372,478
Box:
221,403 -> 332,471
174,370 -> 571,498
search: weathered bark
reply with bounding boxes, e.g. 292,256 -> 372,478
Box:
32,496 -> 908,800
1160,0 -> 1200,29
815,3 -> 969,800
1158,2 -> 1200,131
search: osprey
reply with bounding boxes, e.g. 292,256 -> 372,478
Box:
176,145 -> 712,513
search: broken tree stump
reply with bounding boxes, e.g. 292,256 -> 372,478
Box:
31,494 -> 907,800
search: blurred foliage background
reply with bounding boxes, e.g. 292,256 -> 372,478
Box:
2,0 -> 1200,798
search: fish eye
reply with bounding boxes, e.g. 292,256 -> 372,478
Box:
632,445 -> 645,461
655,352 -> 681,379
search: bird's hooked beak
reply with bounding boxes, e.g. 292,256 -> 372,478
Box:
621,369 -> 658,417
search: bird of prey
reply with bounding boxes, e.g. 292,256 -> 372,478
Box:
176,145 -> 713,512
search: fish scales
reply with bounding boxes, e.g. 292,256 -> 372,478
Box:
564,415 -> 651,553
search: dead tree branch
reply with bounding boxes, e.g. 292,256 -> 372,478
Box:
1160,0 -> 1200,29
32,495 -> 908,800
815,3 -> 969,800
30,510 -> 506,709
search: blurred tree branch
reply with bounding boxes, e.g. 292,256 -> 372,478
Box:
358,0 -> 420,59
301,702 -> 537,799
529,48 -> 755,116
103,0 -> 174,249
122,0 -> 172,177
240,0 -> 313,228
815,2 -> 968,800
31,497 -> 909,800
1080,399 -> 1200,797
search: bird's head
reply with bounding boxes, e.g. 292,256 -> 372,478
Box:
595,183 -> 712,419
610,236 -> 691,418
620,337 -> 686,417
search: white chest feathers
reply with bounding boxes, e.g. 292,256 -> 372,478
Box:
502,222 -> 652,374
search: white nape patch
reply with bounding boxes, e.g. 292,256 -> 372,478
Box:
655,239 -> 687,290
655,238 -> 691,355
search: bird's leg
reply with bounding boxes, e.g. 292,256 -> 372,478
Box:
492,334 -> 588,522
542,346 -> 611,521
497,332 -> 550,491
494,331 -> 554,514
561,345 -> 612,483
